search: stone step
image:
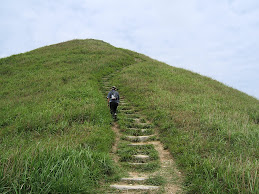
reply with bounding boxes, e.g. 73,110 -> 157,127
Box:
134,121 -> 149,126
131,121 -> 152,126
120,109 -> 135,112
133,118 -> 147,123
133,154 -> 150,162
121,177 -> 148,182
125,135 -> 155,142
128,162 -> 147,166
124,128 -> 153,136
110,184 -> 159,191
122,111 -> 137,115
128,143 -> 153,146
127,128 -> 150,132
126,114 -> 140,119
120,107 -> 132,110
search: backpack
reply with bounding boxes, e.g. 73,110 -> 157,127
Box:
111,91 -> 118,100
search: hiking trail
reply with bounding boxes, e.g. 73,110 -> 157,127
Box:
102,76 -> 183,193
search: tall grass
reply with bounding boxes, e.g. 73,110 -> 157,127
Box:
0,39 -> 140,193
113,61 -> 259,193
1,39 -> 258,193
1,145 -> 114,193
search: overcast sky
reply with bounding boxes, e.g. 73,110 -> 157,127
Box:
1,0 -> 259,99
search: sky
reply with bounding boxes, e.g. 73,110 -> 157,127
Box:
1,0 -> 259,99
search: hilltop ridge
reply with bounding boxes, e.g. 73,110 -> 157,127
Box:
0,39 -> 258,193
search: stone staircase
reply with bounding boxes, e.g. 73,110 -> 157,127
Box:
102,76 -> 181,193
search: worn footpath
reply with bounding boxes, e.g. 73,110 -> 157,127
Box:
102,76 -> 183,193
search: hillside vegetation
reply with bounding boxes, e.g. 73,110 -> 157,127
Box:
1,39 -> 258,193
0,40 -> 137,193
112,61 -> 259,193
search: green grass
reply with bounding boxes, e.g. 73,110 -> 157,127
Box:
1,145 -> 117,193
0,39 -> 142,193
1,39 -> 258,193
112,61 -> 259,193
122,161 -> 160,172
145,175 -> 166,186
117,143 -> 159,162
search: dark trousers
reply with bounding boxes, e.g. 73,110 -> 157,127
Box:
110,102 -> 118,117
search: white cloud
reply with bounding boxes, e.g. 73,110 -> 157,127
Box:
0,0 -> 258,98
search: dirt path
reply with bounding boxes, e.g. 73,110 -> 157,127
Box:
102,77 -> 183,193
111,123 -> 121,163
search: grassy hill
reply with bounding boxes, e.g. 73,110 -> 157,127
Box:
0,39 -> 258,193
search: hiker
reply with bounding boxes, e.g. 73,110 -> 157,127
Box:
107,86 -> 120,119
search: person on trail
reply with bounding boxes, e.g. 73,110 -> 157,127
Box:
107,86 -> 120,119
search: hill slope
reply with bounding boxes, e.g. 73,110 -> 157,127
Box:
0,39 -> 258,193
